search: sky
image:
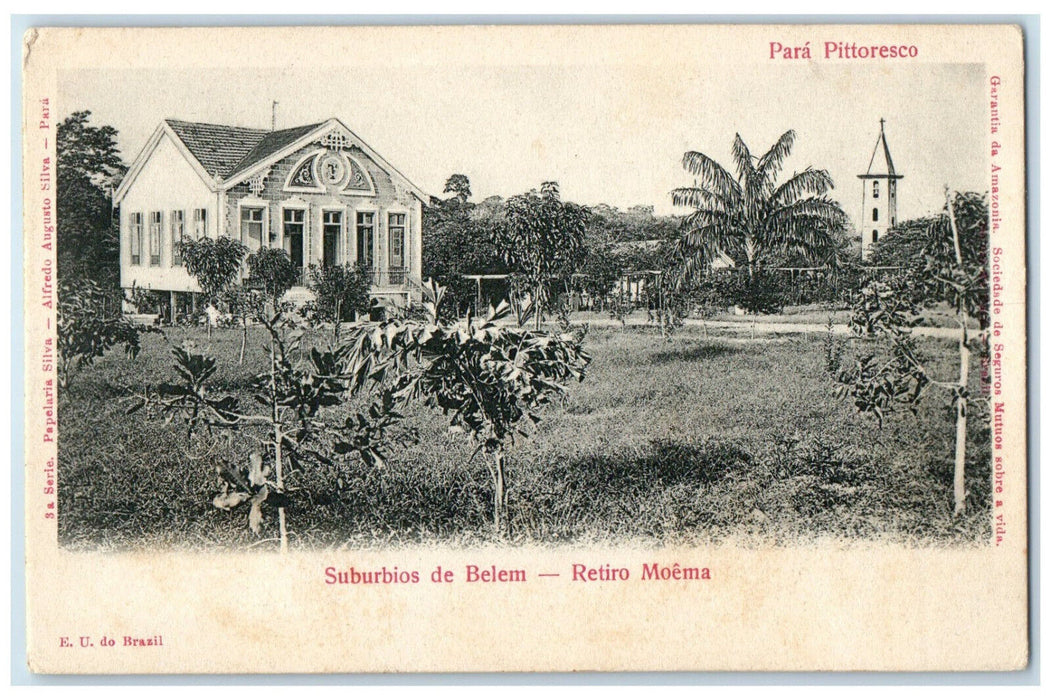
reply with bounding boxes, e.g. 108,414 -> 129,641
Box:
59,61 -> 986,228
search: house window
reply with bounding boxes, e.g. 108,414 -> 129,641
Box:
322,210 -> 343,267
356,212 -> 375,269
149,211 -> 162,266
193,208 -> 208,239
872,208 -> 879,222
872,181 -> 880,198
241,206 -> 265,252
129,212 -> 143,265
388,213 -> 406,270
171,210 -> 185,266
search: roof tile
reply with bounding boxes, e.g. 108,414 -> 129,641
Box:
227,122 -> 325,177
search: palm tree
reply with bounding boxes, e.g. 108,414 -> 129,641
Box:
672,130 -> 848,280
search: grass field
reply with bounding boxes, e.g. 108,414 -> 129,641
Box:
57,321 -> 992,550
573,303 -> 980,329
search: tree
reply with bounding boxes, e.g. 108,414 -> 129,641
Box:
577,243 -> 627,312
56,111 -> 126,288
343,281 -> 590,535
306,264 -> 371,323
422,175 -> 506,317
495,182 -> 589,329
834,190 -> 989,516
181,237 -> 248,336
247,247 -> 299,306
868,192 -> 989,326
57,278 -> 154,389
672,130 -> 848,282
443,173 -> 472,202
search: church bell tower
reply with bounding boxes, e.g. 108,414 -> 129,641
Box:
858,119 -> 903,261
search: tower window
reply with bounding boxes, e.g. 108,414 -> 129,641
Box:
872,230 -> 879,243
872,208 -> 879,222
872,181 -> 880,198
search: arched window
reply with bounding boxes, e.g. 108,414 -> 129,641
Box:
872,208 -> 879,222
872,230 -> 879,243
872,181 -> 880,198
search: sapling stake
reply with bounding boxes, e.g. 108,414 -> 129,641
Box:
492,447 -> 508,536
945,187 -> 970,517
270,336 -> 289,553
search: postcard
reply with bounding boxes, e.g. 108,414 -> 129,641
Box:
21,23 -> 1028,673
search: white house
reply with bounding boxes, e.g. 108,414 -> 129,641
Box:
113,117 -> 428,310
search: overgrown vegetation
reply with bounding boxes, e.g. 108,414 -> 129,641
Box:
59,325 -> 989,549
834,190 -> 990,516
57,278 -> 155,389
56,111 -> 125,287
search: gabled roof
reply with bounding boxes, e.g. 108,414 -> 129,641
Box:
860,119 -> 903,179
115,117 -> 429,204
222,117 -> 429,202
164,119 -> 270,179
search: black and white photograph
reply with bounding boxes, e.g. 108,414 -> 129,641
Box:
21,24 -> 1028,673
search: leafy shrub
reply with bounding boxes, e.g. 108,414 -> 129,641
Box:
247,247 -> 299,305
723,270 -> 787,315
181,236 -> 248,304
306,264 -> 371,322
823,316 -> 844,375
124,285 -> 167,316
130,317 -> 404,550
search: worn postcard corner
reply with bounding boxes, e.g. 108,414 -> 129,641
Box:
21,23 -> 1028,674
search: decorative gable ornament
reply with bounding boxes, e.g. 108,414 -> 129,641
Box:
288,156 -> 317,190
319,153 -> 346,186
247,166 -> 271,196
320,130 -> 350,151
283,148 -> 374,195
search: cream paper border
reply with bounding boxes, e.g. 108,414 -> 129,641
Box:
22,24 -> 1028,673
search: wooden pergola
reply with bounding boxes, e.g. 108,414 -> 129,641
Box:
462,274 -> 512,311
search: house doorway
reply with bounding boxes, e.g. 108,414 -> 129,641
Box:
288,233 -> 304,270
282,209 -> 305,281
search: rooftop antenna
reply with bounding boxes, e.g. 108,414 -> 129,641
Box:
271,100 -> 279,131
